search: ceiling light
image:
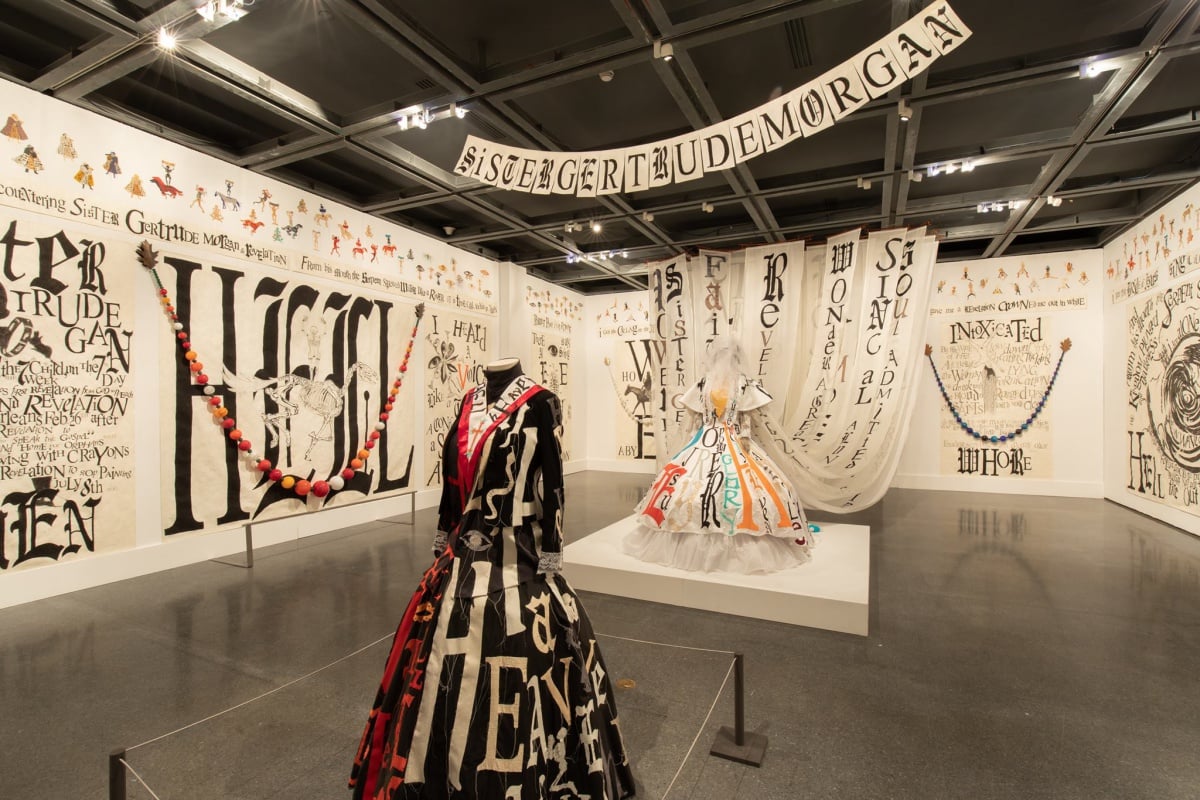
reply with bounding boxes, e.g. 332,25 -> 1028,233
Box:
641,211 -> 655,222
1046,195 -> 1063,207
898,99 -> 912,122
451,102 -> 467,119
856,177 -> 872,190
927,163 -> 941,178
621,251 -> 628,258
961,159 -> 975,172
591,220 -> 602,233
908,169 -> 923,183
566,254 -> 577,264
653,40 -> 674,61
1008,199 -> 1028,211
414,111 -> 427,130
157,27 -> 177,50
197,0 -> 246,22
397,115 -> 408,130
599,70 -> 615,82
944,162 -> 958,175
700,202 -> 714,213
1081,59 -> 1119,79
443,225 -> 456,236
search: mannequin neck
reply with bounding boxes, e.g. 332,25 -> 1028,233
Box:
484,358 -> 523,403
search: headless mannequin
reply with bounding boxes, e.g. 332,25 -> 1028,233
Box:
484,357 -> 524,403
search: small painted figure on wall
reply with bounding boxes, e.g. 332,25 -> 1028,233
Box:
14,144 -> 43,173
102,151 -> 121,177
57,133 -> 76,159
74,163 -> 95,189
1,113 -> 27,140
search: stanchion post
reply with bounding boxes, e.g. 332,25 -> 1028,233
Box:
709,652 -> 768,767
109,748 -> 127,800
244,523 -> 254,568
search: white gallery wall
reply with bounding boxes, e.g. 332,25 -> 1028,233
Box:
1102,181 -> 1200,536
894,249 -> 1105,498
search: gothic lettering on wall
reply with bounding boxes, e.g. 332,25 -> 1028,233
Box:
0,209 -> 134,569
422,311 -> 493,487
596,299 -> 657,460
158,255 -> 417,534
648,257 -> 696,463
526,284 -> 582,462
1126,279 -> 1200,510
934,316 -> 1055,478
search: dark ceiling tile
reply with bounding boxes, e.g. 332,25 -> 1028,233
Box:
0,0 -> 113,75
91,60 -> 301,151
1118,51 -> 1200,124
907,155 -> 1048,202
267,145 -> 428,200
749,115 -> 887,184
202,0 -> 433,117
509,60 -> 691,150
1068,133 -> 1200,184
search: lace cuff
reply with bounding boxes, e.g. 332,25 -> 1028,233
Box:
537,551 -> 563,574
432,530 -> 449,555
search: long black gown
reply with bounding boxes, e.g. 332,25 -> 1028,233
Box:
350,374 -> 635,799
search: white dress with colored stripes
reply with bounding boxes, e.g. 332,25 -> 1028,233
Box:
626,376 -> 812,574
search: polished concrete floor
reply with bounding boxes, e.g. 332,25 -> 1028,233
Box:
2,474 -> 1199,799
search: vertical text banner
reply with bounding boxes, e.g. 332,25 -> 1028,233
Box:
741,241 -> 804,401
649,255 -> 697,463
0,207 -> 135,572
422,310 -> 493,487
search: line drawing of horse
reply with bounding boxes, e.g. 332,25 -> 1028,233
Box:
314,210 -> 332,227
242,218 -> 264,233
213,190 -> 240,210
352,239 -> 367,259
224,362 -> 379,460
624,373 -> 652,416
381,243 -> 397,257
283,223 -> 303,238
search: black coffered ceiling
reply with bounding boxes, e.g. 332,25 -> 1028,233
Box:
2,0 -> 1200,292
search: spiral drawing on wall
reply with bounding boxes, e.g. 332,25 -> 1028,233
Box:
1148,333 -> 1200,473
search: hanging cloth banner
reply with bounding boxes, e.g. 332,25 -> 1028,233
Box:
451,2 -> 971,197
753,228 -> 939,511
648,255 -> 697,464
788,228 -> 864,444
691,249 -> 735,355
740,241 -> 804,402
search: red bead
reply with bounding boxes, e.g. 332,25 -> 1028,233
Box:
379,413 -> 389,421
209,397 -> 221,406
341,467 -> 355,480
400,365 -> 407,372
393,380 -> 402,388
238,440 -> 251,451
177,332 -> 188,340
311,480 -> 330,498
165,305 -> 174,313
268,469 -> 283,482
364,440 -> 375,450
190,362 -> 203,373
196,374 -> 209,384
221,418 -> 235,429
257,459 -> 272,472
180,341 -> 190,349
295,480 -> 311,496
160,288 -> 168,296
384,403 -> 393,411
369,431 -> 380,440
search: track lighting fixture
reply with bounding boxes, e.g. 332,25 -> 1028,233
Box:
908,169 -> 923,182
856,177 -> 872,190
641,211 -> 655,222
157,27 -> 177,49
197,0 -> 247,22
898,99 -> 912,122
700,202 -> 714,213
961,159 -> 975,172
599,71 -> 615,82
653,40 -> 674,61
591,220 -> 602,233
1045,195 -> 1063,207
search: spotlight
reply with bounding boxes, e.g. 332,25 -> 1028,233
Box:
157,27 -> 177,49
927,163 -> 941,178
961,159 -> 975,172
451,102 -> 467,119
653,40 -> 674,61
591,220 -> 602,233
641,211 -> 655,222
1046,195 -> 1063,207
700,202 -> 714,213
908,169 -> 923,183
856,177 -> 872,190
944,162 -> 958,175
443,225 -> 456,236
599,71 -> 615,82
397,115 -> 408,131
898,99 -> 912,122
1080,59 -> 1118,79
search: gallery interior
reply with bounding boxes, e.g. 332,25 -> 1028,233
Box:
1,0 -> 1199,798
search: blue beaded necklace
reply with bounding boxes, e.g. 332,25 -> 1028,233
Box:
925,339 -> 1072,444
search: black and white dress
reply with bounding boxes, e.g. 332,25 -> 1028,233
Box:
351,374 -> 635,799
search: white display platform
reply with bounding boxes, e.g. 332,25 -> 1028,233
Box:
565,516 -> 870,635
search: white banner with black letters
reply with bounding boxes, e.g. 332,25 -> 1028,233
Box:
453,2 -> 971,197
